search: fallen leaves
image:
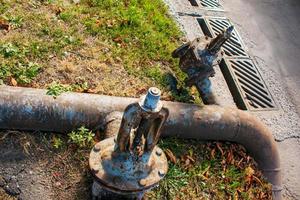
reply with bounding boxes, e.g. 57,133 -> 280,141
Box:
49,5 -> 64,15
151,140 -> 272,199
106,19 -> 117,28
10,77 -> 17,86
0,18 -> 9,31
165,148 -> 177,164
180,154 -> 195,169
226,148 -> 234,165
245,166 -> 255,184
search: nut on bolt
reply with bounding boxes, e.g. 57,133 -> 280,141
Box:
156,149 -> 162,156
93,143 -> 101,152
139,178 -> 147,186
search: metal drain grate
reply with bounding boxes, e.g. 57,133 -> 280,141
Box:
197,17 -> 248,58
219,58 -> 277,111
199,0 -> 223,11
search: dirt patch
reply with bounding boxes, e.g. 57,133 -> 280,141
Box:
0,131 -> 92,200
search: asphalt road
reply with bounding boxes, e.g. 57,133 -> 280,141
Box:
241,0 -> 300,113
223,0 -> 300,198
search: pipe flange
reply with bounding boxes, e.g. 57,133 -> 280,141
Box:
89,137 -> 168,194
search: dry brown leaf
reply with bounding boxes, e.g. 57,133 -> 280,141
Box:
184,157 -> 190,166
53,6 -> 63,15
216,142 -> 224,156
210,148 -> 215,159
165,148 -> 176,164
253,175 -> 263,186
87,88 -> 97,93
245,166 -> 255,184
106,19 -> 116,28
0,19 -> 9,30
186,155 -> 195,162
95,19 -> 102,26
137,88 -> 147,95
234,191 -> 239,200
113,37 -> 122,44
180,154 -> 195,169
10,77 -> 17,86
237,158 -> 243,168
226,149 -> 234,164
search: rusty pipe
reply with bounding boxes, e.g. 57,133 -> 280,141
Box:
0,86 -> 281,199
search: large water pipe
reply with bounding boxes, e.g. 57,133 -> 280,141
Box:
0,86 -> 281,199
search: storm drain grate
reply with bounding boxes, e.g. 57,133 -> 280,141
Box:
219,58 -> 277,111
187,0 -> 223,11
199,0 -> 223,11
197,17 -> 248,58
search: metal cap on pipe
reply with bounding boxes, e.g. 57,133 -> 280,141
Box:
140,87 -> 162,112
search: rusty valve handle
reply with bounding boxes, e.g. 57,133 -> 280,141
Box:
207,25 -> 234,54
116,87 -> 169,154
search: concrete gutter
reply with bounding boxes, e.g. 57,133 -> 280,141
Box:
0,86 -> 282,199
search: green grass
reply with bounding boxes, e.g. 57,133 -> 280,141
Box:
46,81 -> 89,98
0,0 -> 199,102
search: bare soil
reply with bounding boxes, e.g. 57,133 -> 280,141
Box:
0,131 -> 91,200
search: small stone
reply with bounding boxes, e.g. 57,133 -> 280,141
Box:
55,182 -> 61,187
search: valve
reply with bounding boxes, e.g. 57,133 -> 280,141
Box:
172,26 -> 234,104
89,87 -> 169,200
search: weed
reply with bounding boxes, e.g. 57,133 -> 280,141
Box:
3,15 -> 23,29
52,135 -> 64,149
0,43 -> 19,58
46,82 -> 72,98
72,81 -> 89,92
0,2 -> 9,14
68,126 -> 95,148
13,62 -> 40,84
0,64 -> 11,80
0,62 -> 40,84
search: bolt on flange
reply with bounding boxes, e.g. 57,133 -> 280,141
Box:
89,87 -> 169,199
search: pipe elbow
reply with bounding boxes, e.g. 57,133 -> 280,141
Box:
162,104 -> 282,199
235,109 -> 282,199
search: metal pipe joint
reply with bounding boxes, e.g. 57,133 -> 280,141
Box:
89,87 -> 169,199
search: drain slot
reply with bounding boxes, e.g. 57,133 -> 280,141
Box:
199,0 -> 223,11
197,18 -> 213,37
197,17 -> 248,58
219,58 -> 277,111
188,0 -> 199,6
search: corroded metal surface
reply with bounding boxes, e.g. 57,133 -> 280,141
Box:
0,86 -> 281,199
89,137 -> 168,193
172,26 -> 234,104
89,87 -> 168,198
116,102 -> 168,153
